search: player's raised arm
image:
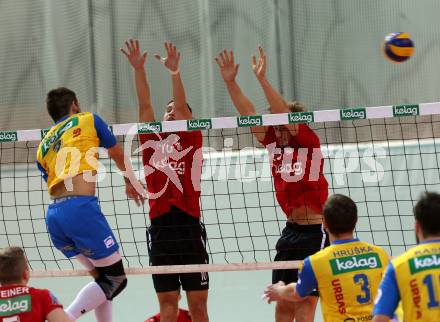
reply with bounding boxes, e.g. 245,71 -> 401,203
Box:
155,42 -> 192,120
121,39 -> 155,122
252,46 -> 298,137
215,49 -> 266,142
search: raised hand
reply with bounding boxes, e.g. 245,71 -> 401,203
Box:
215,50 -> 239,83
121,39 -> 147,70
252,46 -> 266,80
154,42 -> 180,73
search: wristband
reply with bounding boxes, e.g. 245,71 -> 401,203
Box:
170,69 -> 180,75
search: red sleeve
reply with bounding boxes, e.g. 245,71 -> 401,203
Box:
40,289 -> 63,318
290,124 -> 320,148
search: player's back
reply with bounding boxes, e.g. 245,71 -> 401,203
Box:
36,112 -> 107,195
309,239 -> 389,322
0,285 -> 62,322
391,240 -> 440,321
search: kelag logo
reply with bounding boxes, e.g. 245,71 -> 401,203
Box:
330,253 -> 382,275
40,117 -> 79,157
187,119 -> 212,130
0,295 -> 31,316
0,131 -> 17,142
409,254 -> 440,274
237,115 -> 262,127
393,104 -> 419,117
340,108 -> 366,120
138,122 -> 162,133
41,128 -> 51,138
288,112 -> 314,124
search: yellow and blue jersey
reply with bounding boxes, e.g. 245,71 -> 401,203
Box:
296,238 -> 389,322
36,112 -> 116,194
374,239 -> 440,321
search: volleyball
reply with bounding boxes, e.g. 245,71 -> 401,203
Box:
383,32 -> 414,63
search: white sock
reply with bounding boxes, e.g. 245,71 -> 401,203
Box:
94,300 -> 113,322
66,282 -> 107,319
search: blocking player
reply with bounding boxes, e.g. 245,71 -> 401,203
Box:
36,87 -> 145,321
0,246 -> 72,322
122,39 -> 208,322
215,47 -> 328,322
263,194 -> 390,322
373,191 -> 440,322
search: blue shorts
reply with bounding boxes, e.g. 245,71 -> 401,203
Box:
46,196 -> 119,260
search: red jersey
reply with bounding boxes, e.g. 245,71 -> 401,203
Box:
260,124 -> 328,215
0,285 -> 62,322
145,308 -> 192,322
140,130 -> 203,219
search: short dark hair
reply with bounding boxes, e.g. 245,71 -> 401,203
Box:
46,87 -> 78,122
0,247 -> 28,284
323,194 -> 358,235
414,191 -> 440,238
166,99 -> 192,113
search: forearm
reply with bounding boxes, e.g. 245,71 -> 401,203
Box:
108,145 -> 135,179
171,72 -> 188,111
134,68 -> 155,122
372,315 -> 390,322
280,283 -> 301,302
258,78 -> 288,114
225,80 -> 257,116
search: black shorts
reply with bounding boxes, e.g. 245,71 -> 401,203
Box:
147,206 -> 209,292
272,222 -> 329,296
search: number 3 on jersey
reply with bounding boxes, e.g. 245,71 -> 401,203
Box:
423,274 -> 440,309
354,273 -> 371,304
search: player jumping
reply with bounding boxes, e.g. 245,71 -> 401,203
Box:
216,47 -> 328,322
36,87 -> 145,321
122,39 -> 209,322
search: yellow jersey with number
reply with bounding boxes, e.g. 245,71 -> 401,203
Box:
374,241 -> 440,321
36,112 -> 115,195
297,239 -> 389,322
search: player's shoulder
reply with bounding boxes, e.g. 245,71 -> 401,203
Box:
364,242 -> 389,255
78,111 -> 93,118
27,286 -> 51,297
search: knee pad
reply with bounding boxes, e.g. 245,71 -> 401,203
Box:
95,260 -> 127,300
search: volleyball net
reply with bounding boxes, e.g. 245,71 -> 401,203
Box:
0,102 -> 439,277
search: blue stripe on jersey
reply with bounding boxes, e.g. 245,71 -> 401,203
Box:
296,257 -> 318,298
36,161 -> 48,182
373,262 -> 400,318
93,114 -> 117,148
332,238 -> 360,245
